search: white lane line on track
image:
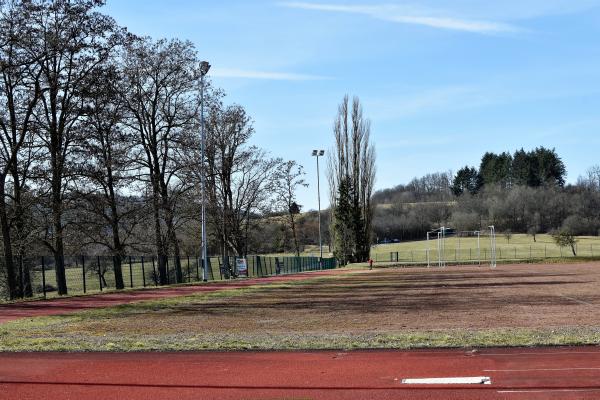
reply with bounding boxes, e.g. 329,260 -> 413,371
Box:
485,367 -> 600,372
498,389 -> 600,393
402,377 -> 491,385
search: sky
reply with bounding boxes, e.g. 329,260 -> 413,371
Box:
103,0 -> 600,210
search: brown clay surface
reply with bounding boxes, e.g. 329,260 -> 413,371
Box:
77,262 -> 600,336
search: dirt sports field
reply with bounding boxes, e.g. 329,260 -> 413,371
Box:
3,261 -> 600,351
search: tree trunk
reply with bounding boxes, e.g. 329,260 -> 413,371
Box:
107,162 -> 125,290
52,176 -> 67,295
0,179 -> 18,299
289,212 -> 300,257
163,192 -> 182,284
11,167 -> 31,297
151,188 -> 167,285
112,253 -> 124,290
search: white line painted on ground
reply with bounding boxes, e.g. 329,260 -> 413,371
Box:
402,377 -> 491,385
485,367 -> 600,372
498,389 -> 600,393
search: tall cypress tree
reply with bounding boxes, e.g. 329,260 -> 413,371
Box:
333,177 -> 355,265
327,95 -> 376,264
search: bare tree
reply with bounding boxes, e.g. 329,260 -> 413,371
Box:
205,103 -> 280,269
0,0 -> 44,298
121,36 -> 201,285
29,0 -> 119,295
272,160 -> 307,256
75,62 -> 143,289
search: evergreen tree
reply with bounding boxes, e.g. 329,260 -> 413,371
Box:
333,177 -> 355,265
452,166 -> 482,196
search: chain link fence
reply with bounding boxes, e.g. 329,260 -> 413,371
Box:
372,243 -> 600,265
1,255 -> 337,300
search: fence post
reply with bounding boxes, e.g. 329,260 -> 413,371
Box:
82,255 -> 86,294
97,256 -> 102,291
141,256 -> 146,287
545,245 -> 547,258
41,256 -> 46,299
128,256 -> 133,288
514,247 -> 517,259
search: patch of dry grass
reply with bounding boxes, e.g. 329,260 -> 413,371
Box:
4,264 -> 600,351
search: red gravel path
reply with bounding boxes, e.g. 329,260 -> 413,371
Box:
0,269 -> 349,324
2,347 -> 600,399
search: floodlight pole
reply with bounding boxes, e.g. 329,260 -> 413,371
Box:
200,61 -> 211,282
312,150 -> 325,267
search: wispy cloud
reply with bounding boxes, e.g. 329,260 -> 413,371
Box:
280,2 -> 521,34
211,68 -> 330,81
367,86 -> 486,120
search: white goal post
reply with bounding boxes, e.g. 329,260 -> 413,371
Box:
426,226 -> 497,268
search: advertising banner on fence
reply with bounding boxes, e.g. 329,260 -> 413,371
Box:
236,258 -> 248,277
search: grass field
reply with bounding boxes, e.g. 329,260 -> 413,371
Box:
19,255 -> 324,301
3,261 -> 600,351
371,234 -> 600,263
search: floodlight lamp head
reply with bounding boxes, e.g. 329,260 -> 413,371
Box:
319,150 -> 325,156
199,61 -> 211,76
312,150 -> 318,156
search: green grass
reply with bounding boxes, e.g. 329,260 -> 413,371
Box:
3,326 -> 600,351
22,254 -> 321,300
371,234 -> 600,263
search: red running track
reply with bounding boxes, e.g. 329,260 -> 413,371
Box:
2,347 -> 600,399
0,269 -> 349,324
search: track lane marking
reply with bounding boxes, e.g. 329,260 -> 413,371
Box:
485,367 -> 600,372
498,389 -> 600,393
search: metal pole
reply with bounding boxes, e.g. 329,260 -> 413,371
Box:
200,64 -> 209,282
316,153 -> 323,267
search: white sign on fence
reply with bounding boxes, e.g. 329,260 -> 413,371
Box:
236,258 -> 248,277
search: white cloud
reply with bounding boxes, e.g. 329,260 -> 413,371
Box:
280,2 -> 521,34
211,68 -> 330,81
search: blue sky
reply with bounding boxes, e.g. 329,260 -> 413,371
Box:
104,0 -> 600,210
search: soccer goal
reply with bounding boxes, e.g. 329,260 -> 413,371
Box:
426,226 -> 497,268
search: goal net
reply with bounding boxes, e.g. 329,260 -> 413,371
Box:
426,226 -> 497,268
